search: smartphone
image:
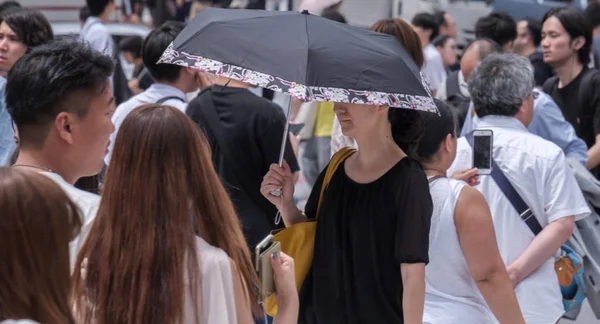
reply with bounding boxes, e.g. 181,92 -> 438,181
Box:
472,129 -> 493,175
255,234 -> 280,301
289,123 -> 305,137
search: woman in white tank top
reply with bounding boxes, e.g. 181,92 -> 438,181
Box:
416,100 -> 525,324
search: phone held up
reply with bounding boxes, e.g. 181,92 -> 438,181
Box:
255,234 -> 281,301
472,129 -> 493,175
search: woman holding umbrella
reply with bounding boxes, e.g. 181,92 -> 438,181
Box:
261,96 -> 432,324
257,16 -> 432,324
159,9 -> 438,323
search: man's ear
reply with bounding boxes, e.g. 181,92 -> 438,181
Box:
572,36 -> 585,51
55,112 -> 74,145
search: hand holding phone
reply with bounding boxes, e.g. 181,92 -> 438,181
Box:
472,129 -> 493,175
255,235 -> 281,301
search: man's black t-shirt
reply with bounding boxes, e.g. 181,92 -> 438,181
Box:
529,52 -> 554,87
545,68 -> 600,149
186,86 -> 300,251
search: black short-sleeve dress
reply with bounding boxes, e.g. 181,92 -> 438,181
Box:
298,156 -> 433,324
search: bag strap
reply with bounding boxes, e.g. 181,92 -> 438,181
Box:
542,76 -> 558,96
578,69 -> 599,109
316,147 -> 356,219
465,133 -> 543,235
191,89 -> 275,222
156,96 -> 186,104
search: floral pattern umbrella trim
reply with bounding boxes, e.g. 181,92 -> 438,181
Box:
158,43 -> 438,113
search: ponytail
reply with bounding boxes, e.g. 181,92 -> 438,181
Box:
388,108 -> 425,158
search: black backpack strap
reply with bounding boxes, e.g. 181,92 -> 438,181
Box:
156,96 -> 186,104
542,76 -> 559,96
465,133 -> 543,235
578,69 -> 600,109
446,70 -> 461,98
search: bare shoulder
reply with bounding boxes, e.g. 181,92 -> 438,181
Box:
455,186 -> 491,223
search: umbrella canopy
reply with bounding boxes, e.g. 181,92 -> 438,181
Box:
158,7 -> 437,113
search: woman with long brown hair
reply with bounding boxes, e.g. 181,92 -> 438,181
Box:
0,167 -> 82,324
72,104 -> 298,324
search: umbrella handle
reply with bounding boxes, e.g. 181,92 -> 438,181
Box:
270,97 -> 293,198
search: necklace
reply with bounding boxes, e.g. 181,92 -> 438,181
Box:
13,164 -> 55,173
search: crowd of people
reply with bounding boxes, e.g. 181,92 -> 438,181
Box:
1,0 -> 600,324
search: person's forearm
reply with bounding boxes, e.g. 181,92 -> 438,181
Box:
476,269 -> 525,324
507,217 -> 574,284
401,266 -> 425,324
273,296 -> 300,324
281,202 -> 306,227
587,142 -> 600,170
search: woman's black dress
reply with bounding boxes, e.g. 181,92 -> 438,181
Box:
298,157 -> 433,324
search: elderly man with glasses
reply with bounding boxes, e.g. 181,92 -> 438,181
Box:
448,53 -> 590,324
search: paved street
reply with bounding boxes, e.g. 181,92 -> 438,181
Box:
559,301 -> 598,323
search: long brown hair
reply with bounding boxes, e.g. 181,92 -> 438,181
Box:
0,167 -> 81,324
72,105 -> 260,324
371,18 -> 425,69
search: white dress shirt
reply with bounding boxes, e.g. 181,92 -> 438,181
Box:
81,17 -> 114,58
41,172 -> 100,270
448,115 -> 590,324
105,83 -> 188,165
422,44 -> 447,92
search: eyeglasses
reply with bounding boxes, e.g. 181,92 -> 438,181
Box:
532,91 -> 539,100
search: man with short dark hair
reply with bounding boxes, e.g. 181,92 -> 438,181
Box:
434,10 -> 456,39
449,54 -> 589,323
105,21 -> 210,165
7,37 -> 115,265
412,12 -> 446,95
0,7 -> 54,166
475,12 -> 517,53
82,0 -> 115,58
514,18 -> 553,87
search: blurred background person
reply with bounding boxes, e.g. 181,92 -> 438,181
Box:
82,0 -> 115,58
586,1 -> 600,69
72,105 -> 299,324
412,12 -> 446,96
0,168 -> 82,324
432,35 -> 458,74
79,6 -> 90,29
514,18 -> 554,87
0,7 -> 53,167
120,0 -> 143,24
118,35 -> 154,95
475,12 -> 517,53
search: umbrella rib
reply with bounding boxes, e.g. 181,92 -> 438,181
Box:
304,14 -> 310,99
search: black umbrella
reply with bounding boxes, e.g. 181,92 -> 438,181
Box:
159,8 -> 437,197
159,7 -> 436,112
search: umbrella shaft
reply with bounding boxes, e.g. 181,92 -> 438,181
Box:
278,98 -> 292,166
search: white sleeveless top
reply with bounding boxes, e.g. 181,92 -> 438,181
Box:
423,177 -> 495,324
184,237 -> 238,324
